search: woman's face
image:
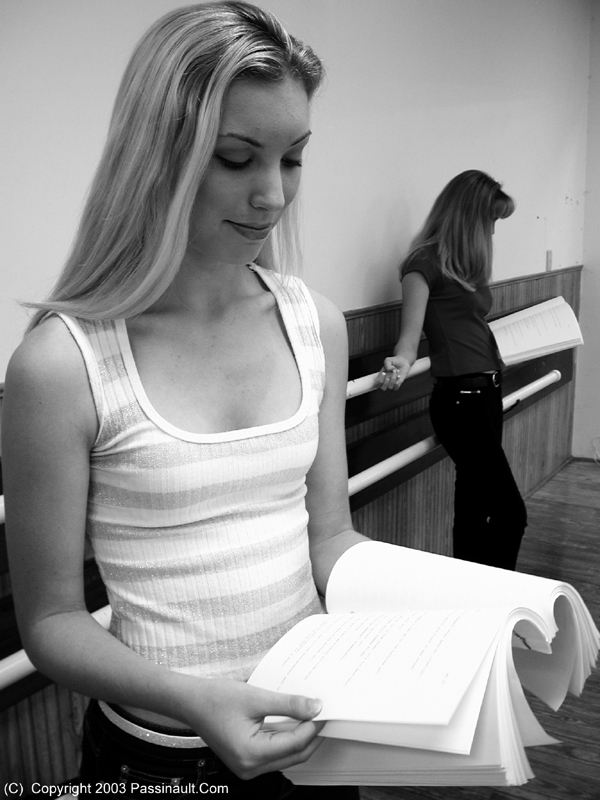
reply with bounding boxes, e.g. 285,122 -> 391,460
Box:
187,76 -> 311,268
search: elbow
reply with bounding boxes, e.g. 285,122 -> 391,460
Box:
17,620 -> 54,674
7,625 -> 56,685
14,607 -> 86,683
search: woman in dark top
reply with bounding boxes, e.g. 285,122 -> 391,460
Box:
378,170 -> 527,570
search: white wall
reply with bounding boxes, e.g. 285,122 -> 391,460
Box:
1,0 -> 596,451
575,0 -> 600,459
296,0 -> 591,308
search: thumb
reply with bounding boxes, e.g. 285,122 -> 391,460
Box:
271,692 -> 323,721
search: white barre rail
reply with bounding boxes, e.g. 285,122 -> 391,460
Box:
0,368 -> 561,692
348,369 -> 562,496
347,357 -> 430,398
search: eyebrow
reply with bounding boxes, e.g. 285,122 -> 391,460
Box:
217,131 -> 312,148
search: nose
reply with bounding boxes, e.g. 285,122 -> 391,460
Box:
250,166 -> 286,213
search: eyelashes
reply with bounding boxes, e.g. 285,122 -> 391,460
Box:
216,155 -> 303,171
216,156 -> 251,170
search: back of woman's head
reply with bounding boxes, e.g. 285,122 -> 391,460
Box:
407,169 -> 515,290
28,1 -> 324,326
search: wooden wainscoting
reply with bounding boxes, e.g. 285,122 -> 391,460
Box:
0,686 -> 87,788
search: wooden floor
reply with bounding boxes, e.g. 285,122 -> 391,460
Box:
360,459 -> 600,800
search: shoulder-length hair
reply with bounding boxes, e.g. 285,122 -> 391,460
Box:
401,169 -> 515,291
27,1 -> 324,328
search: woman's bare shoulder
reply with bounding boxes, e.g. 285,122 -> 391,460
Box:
5,316 -> 97,438
306,288 -> 346,340
8,316 -> 83,382
306,288 -> 348,382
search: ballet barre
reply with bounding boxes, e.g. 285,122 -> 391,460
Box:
346,357 -> 431,398
348,369 -> 562,497
0,368 -> 562,693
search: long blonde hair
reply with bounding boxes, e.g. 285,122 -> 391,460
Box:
402,170 -> 515,291
27,2 -> 324,328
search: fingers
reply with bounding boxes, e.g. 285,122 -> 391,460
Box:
228,716 -> 324,780
377,356 -> 411,391
376,358 -> 393,389
378,365 -> 403,391
190,684 -> 325,781
212,688 -> 324,780
250,693 -> 323,776
245,723 -> 325,778
243,717 -> 324,780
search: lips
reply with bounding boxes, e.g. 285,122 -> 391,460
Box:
227,221 -> 272,241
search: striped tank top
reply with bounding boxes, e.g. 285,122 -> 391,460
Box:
59,265 -> 325,681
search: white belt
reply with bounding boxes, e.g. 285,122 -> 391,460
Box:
98,701 -> 207,749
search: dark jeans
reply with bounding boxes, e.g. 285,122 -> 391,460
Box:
79,699 -> 360,799
429,380 -> 527,570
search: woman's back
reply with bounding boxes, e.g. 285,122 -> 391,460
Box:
401,245 -> 502,377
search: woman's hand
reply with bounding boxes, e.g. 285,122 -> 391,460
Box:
181,679 -> 325,780
377,355 -> 412,391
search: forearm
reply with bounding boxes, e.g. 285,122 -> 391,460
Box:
310,528 -> 369,597
25,609 -> 199,724
392,335 -> 419,365
390,271 -> 429,364
379,272 -> 429,390
24,608 -> 329,779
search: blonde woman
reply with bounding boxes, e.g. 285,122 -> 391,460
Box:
379,170 -> 527,571
3,3 -> 365,795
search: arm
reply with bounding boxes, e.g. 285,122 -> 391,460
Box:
377,270 -> 430,390
305,291 -> 369,595
2,318 -> 323,779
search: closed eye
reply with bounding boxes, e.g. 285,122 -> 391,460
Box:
216,155 -> 252,171
217,154 -> 302,171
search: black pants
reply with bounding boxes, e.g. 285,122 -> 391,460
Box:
79,699 -> 360,799
429,380 -> 527,570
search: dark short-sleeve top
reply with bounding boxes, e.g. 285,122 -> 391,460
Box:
402,245 -> 503,377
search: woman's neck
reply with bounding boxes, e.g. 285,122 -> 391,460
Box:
156,259 -> 259,317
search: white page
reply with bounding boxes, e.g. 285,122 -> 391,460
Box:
505,651 -> 559,748
512,594 -> 577,710
284,654 -> 530,787
322,628 -> 499,753
325,542 -> 599,709
249,607 -> 509,726
327,542 -> 557,646
490,296 -> 564,328
488,296 -> 582,363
